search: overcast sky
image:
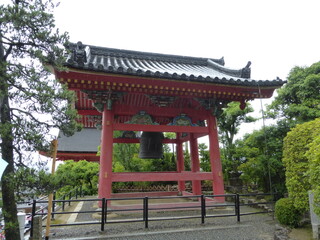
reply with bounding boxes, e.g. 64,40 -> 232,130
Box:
55,0 -> 320,81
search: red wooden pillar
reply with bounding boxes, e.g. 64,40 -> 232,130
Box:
190,134 -> 202,195
176,133 -> 185,192
98,104 -> 114,200
208,114 -> 225,201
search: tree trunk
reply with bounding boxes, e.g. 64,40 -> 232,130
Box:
0,41 -> 20,240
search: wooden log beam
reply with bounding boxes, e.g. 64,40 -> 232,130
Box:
113,123 -> 209,133
113,138 -> 177,143
111,171 -> 213,182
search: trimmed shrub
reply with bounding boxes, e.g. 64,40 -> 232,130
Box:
275,198 -> 302,228
283,118 -> 320,212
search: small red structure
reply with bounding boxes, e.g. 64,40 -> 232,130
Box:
51,42 -> 284,200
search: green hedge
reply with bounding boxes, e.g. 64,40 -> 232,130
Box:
275,198 -> 302,228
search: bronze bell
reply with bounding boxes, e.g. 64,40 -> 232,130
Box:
139,132 -> 164,159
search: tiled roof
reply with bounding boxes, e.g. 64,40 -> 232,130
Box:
64,42 -> 285,87
57,128 -> 100,153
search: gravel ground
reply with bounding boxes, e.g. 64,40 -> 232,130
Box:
46,197 -> 277,240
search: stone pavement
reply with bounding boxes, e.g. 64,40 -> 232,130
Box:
46,198 -> 277,240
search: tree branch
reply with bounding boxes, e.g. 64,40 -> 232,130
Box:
12,146 -> 25,166
3,44 -> 13,61
11,108 -> 53,128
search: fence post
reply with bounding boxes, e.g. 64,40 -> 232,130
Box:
143,197 -> 149,228
69,192 -> 71,206
62,195 -> 65,211
235,194 -> 240,222
30,199 -> 37,238
105,199 -> 108,224
101,198 -> 106,231
234,194 -> 237,220
75,188 -> 78,199
201,195 -> 206,224
51,192 -> 56,220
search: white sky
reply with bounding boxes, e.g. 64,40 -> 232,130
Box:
54,0 -> 320,81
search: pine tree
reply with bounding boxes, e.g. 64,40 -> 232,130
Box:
0,1 -> 80,239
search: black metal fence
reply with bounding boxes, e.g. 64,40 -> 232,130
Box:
28,187 -> 83,237
29,192 -> 277,238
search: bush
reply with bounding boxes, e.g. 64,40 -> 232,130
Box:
275,198 -> 302,227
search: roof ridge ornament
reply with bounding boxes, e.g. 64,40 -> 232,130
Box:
70,41 -> 88,66
241,61 -> 251,78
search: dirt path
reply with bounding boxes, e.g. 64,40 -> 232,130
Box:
289,226 -> 313,240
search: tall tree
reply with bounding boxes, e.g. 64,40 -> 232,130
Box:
237,121 -> 289,193
199,143 -> 210,172
0,1 -> 80,239
55,160 -> 99,197
268,62 -> 320,123
217,102 -> 256,181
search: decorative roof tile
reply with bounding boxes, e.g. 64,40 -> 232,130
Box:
64,42 -> 285,87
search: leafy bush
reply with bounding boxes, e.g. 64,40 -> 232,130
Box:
306,134 -> 320,216
55,160 -> 99,198
283,118 -> 320,212
275,198 -> 302,228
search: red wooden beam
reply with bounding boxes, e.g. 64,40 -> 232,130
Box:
113,138 -> 177,144
55,152 -> 99,162
113,123 -> 209,133
57,70 -> 277,99
77,105 -> 209,121
111,171 -> 213,182
78,109 -> 100,115
113,104 -> 209,119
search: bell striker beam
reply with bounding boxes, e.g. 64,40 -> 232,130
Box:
208,113 -> 224,201
98,103 -> 114,200
190,133 -> 201,195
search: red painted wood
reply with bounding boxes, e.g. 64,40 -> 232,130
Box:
176,133 -> 186,191
114,123 -> 209,133
208,114 -> 225,201
98,105 -> 114,200
113,104 -> 209,119
56,70 -> 276,98
78,109 -> 100,116
111,171 -> 213,182
111,191 -> 179,198
113,138 -> 177,144
190,134 -> 202,195
56,152 -> 99,162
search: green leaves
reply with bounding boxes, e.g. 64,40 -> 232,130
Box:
217,101 -> 256,182
233,122 -> 289,193
305,128 -> 320,216
55,160 -> 99,197
14,167 -> 56,200
275,198 -> 302,228
268,62 -> 320,122
1,0 -> 80,155
283,118 -> 320,212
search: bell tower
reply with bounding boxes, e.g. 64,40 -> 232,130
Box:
50,42 -> 285,201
